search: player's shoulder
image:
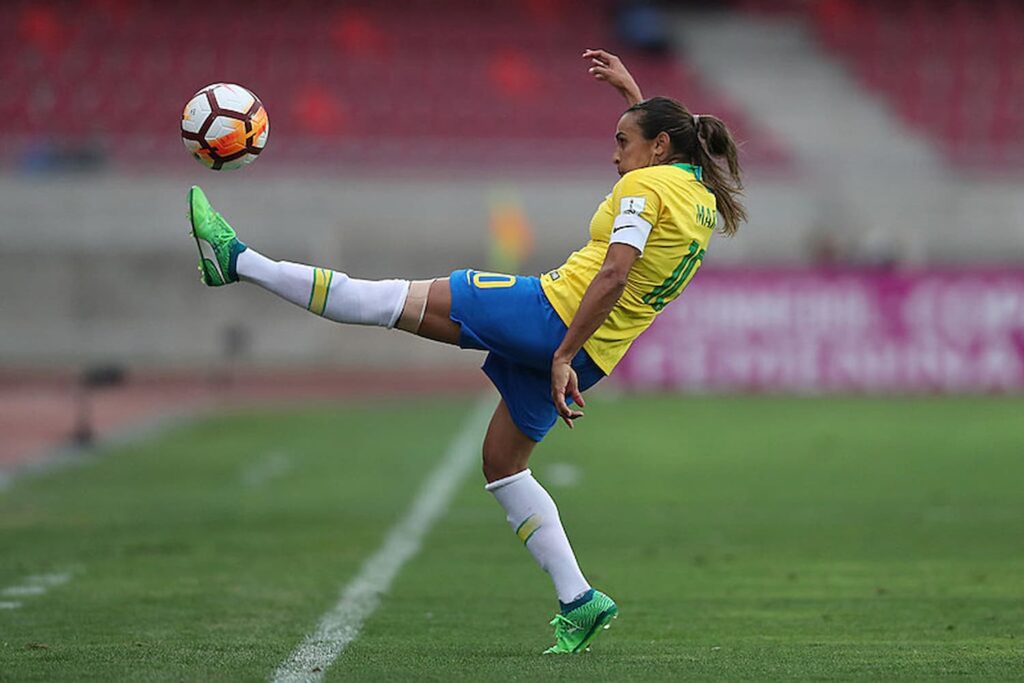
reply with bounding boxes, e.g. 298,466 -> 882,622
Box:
613,168 -> 663,200
616,164 -> 694,191
631,164 -> 681,180
618,165 -> 666,185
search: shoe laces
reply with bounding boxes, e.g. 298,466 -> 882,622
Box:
549,612 -> 582,635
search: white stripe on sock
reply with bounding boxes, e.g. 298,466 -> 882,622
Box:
487,469 -> 591,603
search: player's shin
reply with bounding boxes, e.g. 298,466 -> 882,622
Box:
486,468 -> 591,604
235,248 -> 410,328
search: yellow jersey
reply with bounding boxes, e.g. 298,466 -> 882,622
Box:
540,163 -> 716,374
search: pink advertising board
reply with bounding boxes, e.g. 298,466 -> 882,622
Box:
613,269 -> 1024,393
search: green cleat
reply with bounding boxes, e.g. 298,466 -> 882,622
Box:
188,185 -> 246,286
543,589 -> 618,654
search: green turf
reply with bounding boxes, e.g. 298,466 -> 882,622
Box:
1,395 -> 1022,681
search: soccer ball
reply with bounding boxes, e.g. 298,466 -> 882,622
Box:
181,83 -> 269,171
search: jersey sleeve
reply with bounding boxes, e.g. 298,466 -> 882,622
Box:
608,170 -> 663,256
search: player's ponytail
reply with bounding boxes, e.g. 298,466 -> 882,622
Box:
627,97 -> 748,237
692,114 -> 746,237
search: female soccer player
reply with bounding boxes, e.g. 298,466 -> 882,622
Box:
187,49 -> 746,653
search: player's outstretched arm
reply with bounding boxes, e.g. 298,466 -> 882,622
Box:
583,49 -> 644,106
550,243 -> 639,428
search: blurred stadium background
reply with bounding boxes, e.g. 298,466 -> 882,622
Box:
3,0 -> 1024,362
4,0 -> 1023,458
3,0 -> 1024,457
1,1 -> 1023,678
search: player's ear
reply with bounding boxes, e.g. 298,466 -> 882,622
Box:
654,131 -> 671,161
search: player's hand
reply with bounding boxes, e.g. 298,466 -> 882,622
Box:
582,48 -> 643,105
551,358 -> 585,429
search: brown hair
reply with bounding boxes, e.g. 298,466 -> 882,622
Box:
625,96 -> 747,236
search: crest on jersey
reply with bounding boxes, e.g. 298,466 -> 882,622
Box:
620,196 -> 646,216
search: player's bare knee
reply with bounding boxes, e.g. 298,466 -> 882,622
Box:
481,445 -> 498,482
481,444 -> 503,482
481,446 -> 527,483
482,459 -> 518,484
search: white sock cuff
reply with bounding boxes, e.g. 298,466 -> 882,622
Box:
484,468 -> 533,492
386,280 -> 412,329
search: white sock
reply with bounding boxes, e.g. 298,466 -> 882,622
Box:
486,468 -> 591,604
236,248 -> 409,328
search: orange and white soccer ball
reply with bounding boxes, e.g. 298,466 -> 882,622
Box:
181,83 -> 269,171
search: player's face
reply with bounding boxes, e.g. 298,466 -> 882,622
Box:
613,112 -> 658,176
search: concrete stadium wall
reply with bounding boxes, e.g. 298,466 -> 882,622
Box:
1,171 -> 1023,367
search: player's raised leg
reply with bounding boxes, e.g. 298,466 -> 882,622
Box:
482,401 -> 618,653
188,185 -> 461,343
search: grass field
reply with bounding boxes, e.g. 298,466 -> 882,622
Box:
1,394 -> 1022,681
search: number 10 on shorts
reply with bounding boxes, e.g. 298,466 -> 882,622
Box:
471,272 -> 518,289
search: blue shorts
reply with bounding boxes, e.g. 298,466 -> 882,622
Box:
449,269 -> 604,442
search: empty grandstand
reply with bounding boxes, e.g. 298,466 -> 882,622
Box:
1,0 -> 788,173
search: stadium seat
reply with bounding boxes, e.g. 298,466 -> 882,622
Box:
0,0 -> 791,173
736,0 -> 1024,172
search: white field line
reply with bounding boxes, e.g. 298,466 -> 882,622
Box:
241,451 -> 294,488
0,571 -> 75,609
271,396 -> 494,683
1,586 -> 46,597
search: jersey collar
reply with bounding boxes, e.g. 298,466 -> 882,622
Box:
673,162 -> 703,181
